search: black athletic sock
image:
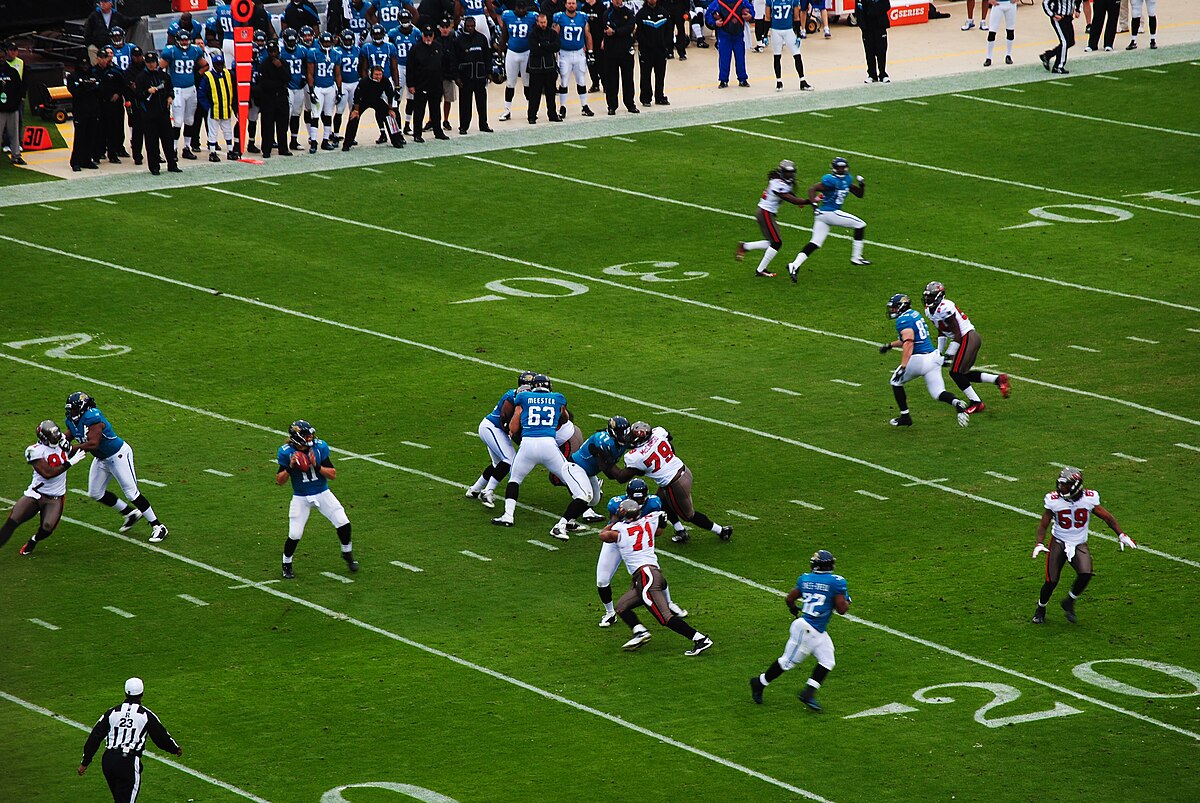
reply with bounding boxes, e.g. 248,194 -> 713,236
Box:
492,462 -> 511,481
800,663 -> 831,698
505,481 -> 519,500
283,537 -> 300,559
666,616 -> 698,639
937,390 -> 963,408
98,490 -> 131,514
794,53 -> 805,78
597,585 -> 613,605
773,54 -> 782,79
763,659 -> 785,684
689,511 -> 716,530
801,242 -> 819,257
479,464 -> 495,482
1148,16 -> 1157,35
336,523 -> 352,547
892,385 -> 909,412
130,494 -> 159,525
1038,580 -> 1058,607
563,497 -> 589,522
248,120 -> 257,140
290,117 -> 300,136
32,526 -> 52,544
854,227 -> 865,241
333,113 -> 342,133
619,610 -> 641,628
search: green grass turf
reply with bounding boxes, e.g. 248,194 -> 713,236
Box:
1,62 -> 1198,802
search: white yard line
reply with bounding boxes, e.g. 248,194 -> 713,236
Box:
857,106 -> 881,112
460,550 -> 492,562
228,580 -> 279,589
1175,443 -> 1200,453
790,500 -> 824,510
1112,452 -> 1147,463
830,379 -> 862,387
810,111 -> 833,118
771,387 -> 802,396
855,490 -> 889,501
527,539 -> 560,551
710,395 -> 741,404
204,468 -> 233,477
725,510 -> 759,521
984,471 -> 1019,482
712,125 -> 1200,223
28,619 -> 60,631
903,478 -> 947,487
321,571 -> 354,583
1069,345 -> 1100,353
338,452 -> 385,461
177,593 -> 209,606
103,606 -> 135,618
148,191 -> 172,198
390,560 -> 425,572
612,136 -> 637,142
361,167 -> 384,173
0,690 -> 273,802
465,156 -> 1200,314
1008,353 -> 1040,361
953,93 -> 1200,138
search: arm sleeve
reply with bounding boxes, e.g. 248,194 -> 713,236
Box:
81,711 -> 111,765
145,710 -> 181,753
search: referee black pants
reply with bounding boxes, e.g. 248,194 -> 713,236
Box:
102,750 -> 142,802
1088,0 -> 1120,49
1043,14 -> 1075,70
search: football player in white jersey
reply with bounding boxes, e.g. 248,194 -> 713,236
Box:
600,499 -> 713,656
923,281 -> 1010,415
623,421 -> 733,544
736,159 -> 812,278
1031,467 -> 1135,624
984,0 -> 1017,66
1,421 -> 87,555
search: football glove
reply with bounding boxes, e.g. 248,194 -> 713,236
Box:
787,600 -> 800,618
309,89 -> 318,105
1118,533 -> 1137,551
856,175 -> 865,185
67,447 -> 88,466
335,89 -> 343,104
1032,543 -> 1049,559
879,343 -> 892,354
586,51 -> 596,66
891,365 -> 907,384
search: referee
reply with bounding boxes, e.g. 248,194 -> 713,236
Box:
78,678 -> 182,802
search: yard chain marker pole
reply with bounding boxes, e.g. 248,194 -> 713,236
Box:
232,0 -> 262,164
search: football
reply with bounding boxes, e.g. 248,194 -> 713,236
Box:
293,451 -> 310,471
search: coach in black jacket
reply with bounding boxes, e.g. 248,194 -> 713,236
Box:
343,65 -> 403,149
526,12 -> 561,124
600,0 -> 637,115
134,53 -> 180,174
636,0 -> 672,106
407,26 -> 448,141
456,17 -> 493,134
253,42 -> 292,157
856,0 -> 890,83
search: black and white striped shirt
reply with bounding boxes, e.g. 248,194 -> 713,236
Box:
1042,0 -> 1080,16
81,701 -> 179,764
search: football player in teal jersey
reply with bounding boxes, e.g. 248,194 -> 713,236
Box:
880,293 -> 971,428
346,0 -> 379,43
466,370 -> 536,509
765,0 -> 811,91
331,29 -> 363,145
279,28 -> 312,150
499,0 -> 538,121
557,415 -> 640,532
787,157 -> 870,279
307,31 -> 339,150
750,549 -> 849,710
553,0 -> 596,118
275,420 -> 357,579
389,12 -> 420,133
63,392 -> 169,543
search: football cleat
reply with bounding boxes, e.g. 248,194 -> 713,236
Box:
599,611 -> 619,628
800,80 -> 814,91
668,602 -> 688,618
344,554 -> 360,572
776,79 -> 784,91
480,489 -> 495,508
890,415 -> 914,427
756,271 -> 777,278
718,526 -> 733,542
120,509 -> 144,533
149,524 -> 169,543
956,410 -> 971,428
671,529 -> 690,544
564,520 -> 583,532
887,293 -> 911,319
581,508 -> 605,523
1031,608 -> 1046,624
1061,597 -> 1077,623
1005,55 -> 1014,64
810,549 -> 836,572
685,636 -> 713,657
1039,52 -> 1051,71
1057,467 -> 1084,501
850,257 -> 872,266
498,112 -> 511,122
750,676 -> 765,704
19,540 -> 36,555
282,562 -> 295,579
983,58 -> 992,67
492,515 -> 514,527
622,629 -> 652,651
965,402 -> 986,415
735,242 -> 747,261
788,261 -> 799,283
998,374 -> 1010,398
799,692 -> 823,712
465,488 -> 481,500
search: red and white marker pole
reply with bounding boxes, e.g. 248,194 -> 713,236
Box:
232,0 -> 258,162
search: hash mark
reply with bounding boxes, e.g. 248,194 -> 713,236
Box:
29,619 -> 60,631
857,107 -> 882,113
362,167 -> 384,174
414,161 -> 436,167
1008,353 -> 1041,361
726,510 -> 759,521
312,173 -> 332,180
1175,443 -> 1200,453
830,379 -> 862,387
460,550 -> 492,562
258,179 -> 280,186
390,560 -> 424,572
1047,81 -> 1072,87
1094,75 -> 1121,80
761,118 -> 785,124
148,192 -> 172,198
662,130 -> 685,136
204,468 -> 233,477
613,136 -> 637,142
227,580 -> 279,589
1187,328 -> 1200,334
1126,336 -> 1160,344
772,387 -> 802,396
563,143 -> 587,149
514,149 -> 538,155
1069,345 -> 1100,353
790,500 -> 824,510
527,539 -> 560,551
177,594 -> 209,606
104,606 -> 135,618
810,112 -> 833,118
39,204 -> 61,211
710,396 -> 741,404
998,87 -> 1025,93
401,440 -> 431,449
1112,452 -> 1147,463
984,471 -> 1019,482
140,479 -> 167,487
855,490 -> 889,501
904,100 -> 929,106
321,571 -> 354,583
1143,68 -> 1167,74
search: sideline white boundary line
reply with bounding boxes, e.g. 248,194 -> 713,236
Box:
0,501 -> 833,803
0,690 -> 272,803
952,94 -> 1200,138
465,155 -> 1200,312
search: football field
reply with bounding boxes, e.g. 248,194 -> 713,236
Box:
2,60 -> 1199,802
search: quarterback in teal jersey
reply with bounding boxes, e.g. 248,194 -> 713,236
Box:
275,420 -> 358,579
63,392 -> 169,543
880,293 -> 971,428
787,156 -> 870,279
750,549 -> 850,710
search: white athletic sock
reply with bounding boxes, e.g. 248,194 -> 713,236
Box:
484,477 -> 500,492
807,678 -> 822,689
557,91 -> 567,108
987,39 -> 996,59
341,542 -> 353,553
980,372 -> 999,384
604,600 -> 615,615
744,239 -> 769,251
673,520 -> 686,533
708,522 -> 722,534
759,673 -> 771,686
469,476 -> 486,493
757,247 -> 778,273
790,252 -> 809,268
580,90 -> 589,107
504,498 -> 517,517
964,386 -> 982,403
852,239 -> 865,260
1006,37 -> 1014,57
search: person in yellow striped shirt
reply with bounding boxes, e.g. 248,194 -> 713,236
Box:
199,51 -> 240,161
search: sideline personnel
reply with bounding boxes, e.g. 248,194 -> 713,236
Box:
79,677 -> 182,803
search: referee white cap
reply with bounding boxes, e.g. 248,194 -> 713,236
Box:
124,677 -> 144,696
